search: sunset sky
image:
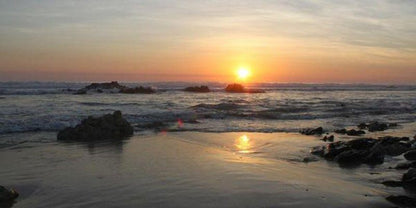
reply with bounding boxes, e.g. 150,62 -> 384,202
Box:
0,0 -> 415,83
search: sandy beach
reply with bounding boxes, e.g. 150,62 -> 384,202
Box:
3,129 -> 415,207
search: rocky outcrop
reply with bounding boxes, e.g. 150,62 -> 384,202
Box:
225,83 -> 265,93
300,127 -> 324,135
75,81 -> 155,94
57,111 -> 133,141
184,86 -> 210,93
357,121 -> 395,132
0,186 -> 18,204
335,128 -> 365,136
311,136 -> 411,166
120,86 -> 155,94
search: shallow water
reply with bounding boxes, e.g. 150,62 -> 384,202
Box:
1,131 -> 414,208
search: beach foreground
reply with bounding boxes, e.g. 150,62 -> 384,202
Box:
2,131 -> 411,208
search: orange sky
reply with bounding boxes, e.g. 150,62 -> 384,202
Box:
0,1 -> 415,83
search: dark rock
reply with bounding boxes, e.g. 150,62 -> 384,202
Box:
395,161 -> 416,170
357,123 -> 368,129
300,127 -> 324,136
346,129 -> 366,136
302,156 -> 319,163
334,149 -> 368,165
405,150 -> 416,161
74,89 -> 87,95
0,186 -> 18,203
347,138 -> 377,150
323,142 -> 351,159
57,111 -> 133,141
120,86 -> 155,94
363,150 -> 384,165
84,81 -> 126,90
382,180 -> 403,187
225,83 -> 265,93
184,86 -> 210,93
334,129 -> 347,134
310,146 -> 325,156
368,122 -> 388,132
386,195 -> 416,207
403,168 -> 416,186
322,135 -> 334,142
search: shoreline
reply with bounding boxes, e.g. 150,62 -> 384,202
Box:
2,129 -> 416,207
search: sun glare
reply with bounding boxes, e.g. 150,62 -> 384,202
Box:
237,67 -> 250,80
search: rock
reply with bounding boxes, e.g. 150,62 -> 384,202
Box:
119,86 -> 155,94
348,138 -> 377,150
310,146 -> 325,156
300,127 -> 324,135
395,161 -> 416,170
0,186 -> 18,203
334,129 -> 347,134
322,135 -> 334,142
57,111 -> 133,141
405,150 -> 416,161
368,122 -> 388,132
323,142 -> 351,159
346,129 -> 366,136
402,168 -> 416,186
382,180 -> 403,187
225,83 -> 265,93
302,156 -> 319,163
357,123 -> 367,129
386,195 -> 416,207
334,149 -> 368,165
363,150 -> 384,165
84,81 -> 126,90
184,86 -> 210,93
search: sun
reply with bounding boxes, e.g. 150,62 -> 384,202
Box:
236,67 -> 250,80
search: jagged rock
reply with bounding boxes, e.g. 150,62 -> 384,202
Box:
357,123 -> 368,129
0,186 -> 18,203
405,150 -> 416,161
386,195 -> 416,207
184,86 -> 210,93
322,135 -> 334,142
225,83 -> 265,93
300,127 -> 324,135
57,111 -> 133,141
120,86 -> 155,94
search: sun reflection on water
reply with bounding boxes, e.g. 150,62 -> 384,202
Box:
235,135 -> 253,153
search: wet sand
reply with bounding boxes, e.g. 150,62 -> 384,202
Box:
1,131 -> 406,207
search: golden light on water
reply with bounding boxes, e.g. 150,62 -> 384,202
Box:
235,135 -> 253,153
236,67 -> 250,80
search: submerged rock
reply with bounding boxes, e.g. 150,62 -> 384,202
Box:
184,86 -> 210,93
57,111 -> 133,141
0,186 -> 18,203
225,83 -> 265,93
300,127 -> 324,135
402,168 -> 416,187
120,86 -> 155,94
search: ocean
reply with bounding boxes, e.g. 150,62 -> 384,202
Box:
0,82 -> 415,136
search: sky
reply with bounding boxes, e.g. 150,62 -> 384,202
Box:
0,0 -> 415,83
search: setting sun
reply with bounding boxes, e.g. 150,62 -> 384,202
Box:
237,67 -> 250,80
